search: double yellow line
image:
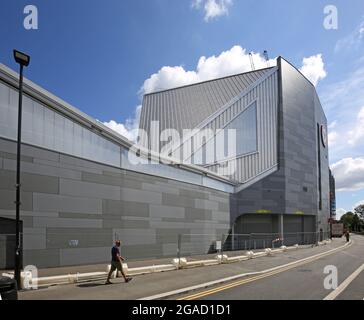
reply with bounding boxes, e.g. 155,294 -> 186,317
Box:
179,241 -> 353,300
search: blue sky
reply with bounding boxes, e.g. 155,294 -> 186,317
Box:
1,0 -> 364,217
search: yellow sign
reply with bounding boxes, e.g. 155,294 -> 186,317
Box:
256,209 -> 272,214
295,210 -> 304,215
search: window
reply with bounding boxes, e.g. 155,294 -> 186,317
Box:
224,102 -> 257,157
190,102 -> 258,165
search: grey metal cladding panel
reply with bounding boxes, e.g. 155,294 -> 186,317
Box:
0,189 -> 33,211
280,59 -> 319,215
23,249 -> 60,268
60,178 -> 121,200
204,71 -> 278,183
33,216 -> 102,228
102,200 -> 149,217
60,247 -> 110,266
140,68 -> 273,135
33,193 -> 102,214
47,230 -> 112,249
0,168 -> 59,196
3,157 -> 81,181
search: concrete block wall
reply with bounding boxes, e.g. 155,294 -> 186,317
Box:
0,138 -> 230,268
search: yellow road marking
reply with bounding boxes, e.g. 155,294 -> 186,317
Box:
179,241 -> 353,300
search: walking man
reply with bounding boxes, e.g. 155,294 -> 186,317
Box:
106,240 -> 132,284
345,230 -> 350,243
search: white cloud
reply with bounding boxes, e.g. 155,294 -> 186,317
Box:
192,0 -> 233,22
102,105 -> 141,142
328,120 -> 337,129
142,48 -> 326,95
141,45 -> 276,94
320,64 -> 364,164
348,106 -> 364,146
336,208 -> 347,220
335,20 -> 364,52
299,54 -> 327,86
331,157 -> 364,192
328,131 -> 338,146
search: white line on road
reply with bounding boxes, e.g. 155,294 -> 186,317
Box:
324,262 -> 364,300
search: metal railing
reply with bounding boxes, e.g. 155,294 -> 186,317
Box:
177,231 -> 330,262
0,231 -> 330,270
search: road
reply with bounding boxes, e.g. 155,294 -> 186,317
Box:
176,234 -> 364,300
19,235 -> 363,300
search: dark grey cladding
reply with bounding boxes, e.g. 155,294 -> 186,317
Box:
231,57 -> 330,233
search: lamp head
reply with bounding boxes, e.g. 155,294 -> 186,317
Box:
13,50 -> 30,67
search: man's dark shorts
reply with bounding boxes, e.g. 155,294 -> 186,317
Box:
110,260 -> 123,272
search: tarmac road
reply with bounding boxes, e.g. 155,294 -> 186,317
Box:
176,234 -> 364,300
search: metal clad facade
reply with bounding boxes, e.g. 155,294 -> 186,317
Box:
139,68 -> 278,184
199,70 -> 278,183
139,69 -> 272,148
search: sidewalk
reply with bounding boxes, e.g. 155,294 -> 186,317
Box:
4,245 -> 300,277
18,237 -> 349,300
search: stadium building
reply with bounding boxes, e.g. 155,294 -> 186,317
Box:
0,57 -> 330,268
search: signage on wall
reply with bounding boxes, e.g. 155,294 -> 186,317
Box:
321,125 -> 327,148
295,210 -> 304,215
256,209 -> 272,213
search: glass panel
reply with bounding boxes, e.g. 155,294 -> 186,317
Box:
32,102 -> 44,146
44,107 -> 55,149
64,118 -> 74,154
82,127 -> 92,159
54,112 -> 65,152
73,123 -> 83,158
0,83 -> 14,139
226,103 -> 257,156
4,87 -> 18,139
190,102 -> 257,165
22,95 -> 33,144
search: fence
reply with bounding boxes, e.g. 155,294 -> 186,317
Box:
0,231 -> 330,269
178,231 -> 331,261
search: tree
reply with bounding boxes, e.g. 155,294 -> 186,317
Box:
341,207 -> 364,232
340,212 -> 354,231
354,204 -> 364,221
352,214 -> 361,232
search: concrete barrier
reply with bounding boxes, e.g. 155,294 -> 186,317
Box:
226,255 -> 249,263
246,251 -> 254,259
172,258 -> 187,268
216,254 -> 228,263
253,251 -> 267,258
185,259 -> 219,268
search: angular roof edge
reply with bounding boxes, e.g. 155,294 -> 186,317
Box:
143,66 -> 274,97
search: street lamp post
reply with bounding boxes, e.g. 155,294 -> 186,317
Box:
13,49 -> 30,289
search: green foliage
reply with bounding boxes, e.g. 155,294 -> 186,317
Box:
340,210 -> 363,232
354,204 -> 364,220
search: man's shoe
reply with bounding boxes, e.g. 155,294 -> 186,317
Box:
105,280 -> 112,285
125,277 -> 133,283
